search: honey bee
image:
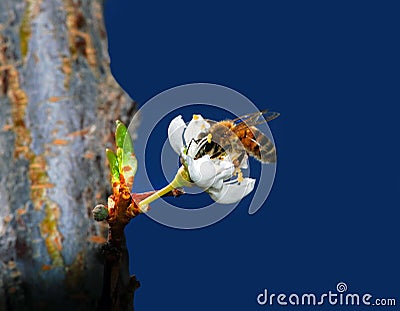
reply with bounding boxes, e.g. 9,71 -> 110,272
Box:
192,110 -> 280,167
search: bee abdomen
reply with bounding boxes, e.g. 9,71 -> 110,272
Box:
248,126 -> 276,163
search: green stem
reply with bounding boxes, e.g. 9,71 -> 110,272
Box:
138,166 -> 191,209
138,183 -> 175,209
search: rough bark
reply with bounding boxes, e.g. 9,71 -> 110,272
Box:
0,0 -> 136,309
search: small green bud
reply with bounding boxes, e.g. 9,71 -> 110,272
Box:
93,204 -> 109,221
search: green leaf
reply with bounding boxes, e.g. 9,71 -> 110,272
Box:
106,148 -> 120,183
121,151 -> 137,189
116,147 -> 123,174
115,120 -> 126,148
113,120 -> 137,188
115,120 -> 134,153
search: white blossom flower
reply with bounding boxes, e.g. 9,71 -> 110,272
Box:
167,114 -> 255,204
138,114 -> 257,210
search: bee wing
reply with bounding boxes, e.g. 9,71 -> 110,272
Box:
204,119 -> 218,126
232,110 -> 280,126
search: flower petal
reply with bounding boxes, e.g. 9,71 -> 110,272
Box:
187,155 -> 219,189
184,114 -> 210,146
209,159 -> 235,190
215,158 -> 235,180
208,178 -> 255,204
168,115 -> 186,154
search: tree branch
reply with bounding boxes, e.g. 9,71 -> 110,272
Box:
94,187 -> 184,310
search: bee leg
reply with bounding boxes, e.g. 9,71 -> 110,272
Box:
232,152 -> 246,168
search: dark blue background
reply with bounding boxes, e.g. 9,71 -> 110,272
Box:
105,1 -> 399,310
